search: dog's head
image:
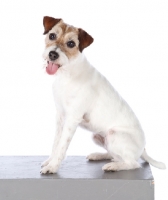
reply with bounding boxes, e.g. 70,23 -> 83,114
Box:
42,16 -> 94,75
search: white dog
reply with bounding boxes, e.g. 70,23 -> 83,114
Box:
40,16 -> 166,174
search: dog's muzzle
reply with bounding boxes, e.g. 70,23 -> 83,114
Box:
49,51 -> 59,61
46,51 -> 60,75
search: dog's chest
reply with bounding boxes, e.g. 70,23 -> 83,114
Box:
52,73 -> 79,111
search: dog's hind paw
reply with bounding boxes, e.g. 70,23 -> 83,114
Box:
87,152 -> 111,161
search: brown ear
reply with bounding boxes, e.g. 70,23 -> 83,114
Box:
43,16 -> 61,35
78,28 -> 94,52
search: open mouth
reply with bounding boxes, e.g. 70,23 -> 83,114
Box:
46,61 -> 61,75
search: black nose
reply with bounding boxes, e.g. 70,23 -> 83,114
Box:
49,51 -> 59,61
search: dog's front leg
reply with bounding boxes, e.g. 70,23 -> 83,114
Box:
40,116 -> 80,174
41,110 -> 63,168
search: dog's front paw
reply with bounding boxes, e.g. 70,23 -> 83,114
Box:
40,162 -> 58,174
41,157 -> 52,168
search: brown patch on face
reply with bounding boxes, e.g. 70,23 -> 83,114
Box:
43,16 -> 61,34
57,26 -> 79,59
58,22 -> 68,34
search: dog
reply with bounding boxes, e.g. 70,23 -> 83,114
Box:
40,16 -> 166,174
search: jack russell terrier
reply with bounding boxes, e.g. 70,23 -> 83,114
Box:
40,16 -> 166,174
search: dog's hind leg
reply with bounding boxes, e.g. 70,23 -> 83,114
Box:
102,129 -> 144,171
87,133 -> 112,161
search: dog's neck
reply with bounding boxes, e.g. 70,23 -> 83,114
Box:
60,52 -> 91,76
66,52 -> 87,67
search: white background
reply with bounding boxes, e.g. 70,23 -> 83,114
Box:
0,0 -> 167,199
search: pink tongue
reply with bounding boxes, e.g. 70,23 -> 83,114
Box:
46,62 -> 59,75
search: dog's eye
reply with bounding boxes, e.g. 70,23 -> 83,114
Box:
67,41 -> 76,48
49,33 -> 56,40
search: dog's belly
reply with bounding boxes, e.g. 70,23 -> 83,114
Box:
79,113 -> 105,133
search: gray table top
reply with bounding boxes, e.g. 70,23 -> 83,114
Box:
0,156 -> 153,180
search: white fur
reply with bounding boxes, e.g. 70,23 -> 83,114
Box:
41,47 -> 166,174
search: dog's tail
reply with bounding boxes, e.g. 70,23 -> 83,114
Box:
141,149 -> 166,169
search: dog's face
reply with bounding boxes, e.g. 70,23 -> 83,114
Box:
43,16 -> 94,75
